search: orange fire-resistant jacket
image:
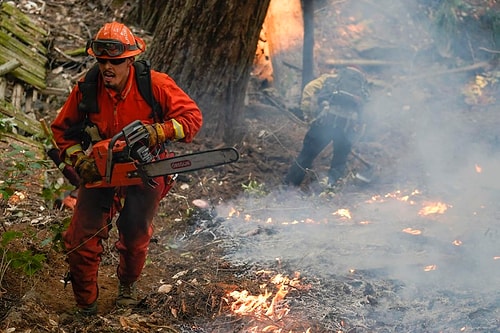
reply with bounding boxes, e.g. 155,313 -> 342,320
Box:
51,65 -> 203,161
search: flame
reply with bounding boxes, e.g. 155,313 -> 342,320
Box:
228,207 -> 239,218
227,272 -> 309,331
366,189 -> 420,204
229,289 -> 273,315
475,164 -> 482,173
367,194 -> 383,203
402,228 -> 421,235
452,240 -> 462,246
347,23 -> 365,34
418,201 -> 450,216
424,265 -> 437,272
333,208 -> 352,219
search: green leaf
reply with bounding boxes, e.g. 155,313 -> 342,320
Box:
1,231 -> 23,246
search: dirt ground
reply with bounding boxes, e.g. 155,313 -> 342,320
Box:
1,0 -> 500,332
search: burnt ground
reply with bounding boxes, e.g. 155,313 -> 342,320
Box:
1,0 -> 500,332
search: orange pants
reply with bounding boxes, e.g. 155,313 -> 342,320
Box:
63,176 -> 172,307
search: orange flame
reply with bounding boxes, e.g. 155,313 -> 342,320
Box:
228,272 -> 306,326
228,207 -> 239,218
418,201 -> 450,216
229,289 -> 273,315
402,228 -> 421,235
366,189 -> 420,204
424,265 -> 437,272
333,208 -> 352,219
475,164 -> 482,173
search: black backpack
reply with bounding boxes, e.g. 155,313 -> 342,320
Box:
317,67 -> 369,108
64,60 -> 164,147
77,59 -> 163,122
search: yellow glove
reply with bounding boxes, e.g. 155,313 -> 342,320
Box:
144,123 -> 175,147
73,152 -> 101,184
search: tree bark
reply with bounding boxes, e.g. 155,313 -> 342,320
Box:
144,0 -> 271,144
301,0 -> 314,89
126,0 -> 167,34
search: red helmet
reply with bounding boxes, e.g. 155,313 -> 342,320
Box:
87,22 -> 145,59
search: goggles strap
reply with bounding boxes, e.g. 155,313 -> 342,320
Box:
90,40 -> 138,57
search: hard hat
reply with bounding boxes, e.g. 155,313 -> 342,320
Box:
87,22 -> 145,59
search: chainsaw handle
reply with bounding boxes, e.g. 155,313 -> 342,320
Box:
104,120 -> 152,183
105,130 -> 121,183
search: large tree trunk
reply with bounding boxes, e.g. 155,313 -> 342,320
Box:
144,0 -> 270,144
126,0 -> 167,33
301,0 -> 314,89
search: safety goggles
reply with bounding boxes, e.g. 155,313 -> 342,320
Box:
89,39 -> 138,57
96,57 -> 127,65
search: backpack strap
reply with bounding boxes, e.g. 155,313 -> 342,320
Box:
77,60 -> 163,121
133,59 -> 163,122
77,63 -> 100,113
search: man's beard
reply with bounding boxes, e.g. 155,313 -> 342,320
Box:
104,81 -> 118,91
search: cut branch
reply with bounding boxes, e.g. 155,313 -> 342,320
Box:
0,58 -> 21,76
324,59 -> 404,67
400,61 -> 491,82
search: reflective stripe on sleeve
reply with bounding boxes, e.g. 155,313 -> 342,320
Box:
65,144 -> 83,164
171,119 -> 185,140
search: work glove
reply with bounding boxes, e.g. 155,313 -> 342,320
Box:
73,152 -> 101,184
143,123 -> 174,147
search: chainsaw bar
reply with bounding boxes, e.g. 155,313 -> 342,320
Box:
138,147 -> 239,177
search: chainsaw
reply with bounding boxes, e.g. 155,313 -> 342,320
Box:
86,120 -> 239,188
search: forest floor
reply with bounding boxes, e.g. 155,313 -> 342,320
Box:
1,0 -> 500,332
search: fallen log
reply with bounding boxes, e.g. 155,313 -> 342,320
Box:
0,2 -> 48,90
0,99 -> 42,135
40,86 -> 69,96
400,61 -> 491,82
0,131 -> 45,157
324,59 -> 405,67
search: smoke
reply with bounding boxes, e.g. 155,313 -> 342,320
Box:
218,0 -> 499,329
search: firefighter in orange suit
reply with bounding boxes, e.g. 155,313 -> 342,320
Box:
51,22 -> 203,316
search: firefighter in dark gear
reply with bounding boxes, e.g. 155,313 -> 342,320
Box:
284,67 -> 369,187
51,22 -> 203,316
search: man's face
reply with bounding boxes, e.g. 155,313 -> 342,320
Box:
96,57 -> 134,92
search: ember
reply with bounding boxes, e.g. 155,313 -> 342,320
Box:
332,208 -> 352,219
418,201 -> 450,216
402,227 -> 422,235
366,189 -> 420,204
423,265 -> 437,272
228,206 -> 239,218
